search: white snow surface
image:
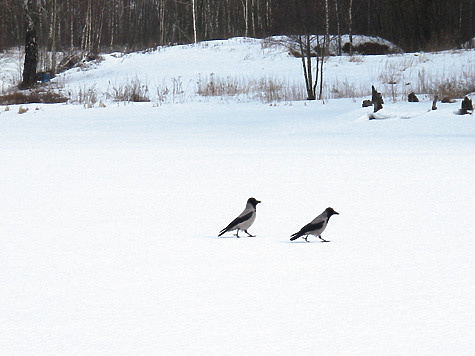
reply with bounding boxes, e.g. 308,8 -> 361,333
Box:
0,48 -> 23,92
50,37 -> 474,103
1,38 -> 475,355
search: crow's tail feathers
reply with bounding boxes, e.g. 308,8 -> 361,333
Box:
218,228 -> 227,237
290,232 -> 301,241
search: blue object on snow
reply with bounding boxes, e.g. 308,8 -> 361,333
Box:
41,72 -> 50,83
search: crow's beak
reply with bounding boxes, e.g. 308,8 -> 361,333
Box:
257,200 -> 261,204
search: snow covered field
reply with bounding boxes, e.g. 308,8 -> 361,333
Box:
1,39 -> 474,354
2,37 -> 471,103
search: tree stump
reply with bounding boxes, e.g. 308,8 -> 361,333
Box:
432,95 -> 438,110
362,99 -> 372,107
460,96 -> 473,114
372,85 -> 383,112
408,92 -> 419,102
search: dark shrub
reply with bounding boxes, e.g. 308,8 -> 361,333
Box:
343,42 -> 391,55
408,92 -> 419,102
0,89 -> 68,105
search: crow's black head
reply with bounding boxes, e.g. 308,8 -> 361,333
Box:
248,197 -> 261,208
325,207 -> 339,216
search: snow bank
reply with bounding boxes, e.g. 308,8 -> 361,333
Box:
0,38 -> 474,355
3,36 -> 473,104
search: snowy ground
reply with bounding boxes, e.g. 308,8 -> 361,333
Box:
1,39 -> 475,354
2,37 -> 471,103
0,47 -> 23,92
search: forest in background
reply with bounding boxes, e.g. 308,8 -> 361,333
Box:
1,0 -> 474,54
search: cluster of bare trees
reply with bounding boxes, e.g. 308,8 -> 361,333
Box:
2,0 -> 473,52
357,0 -> 474,51
3,0 -> 281,53
1,0 -> 473,87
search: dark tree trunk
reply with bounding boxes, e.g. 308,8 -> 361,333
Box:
297,35 -> 316,101
20,1 -> 38,89
348,0 -> 353,55
432,95 -> 438,110
21,28 -> 38,88
460,96 -> 473,114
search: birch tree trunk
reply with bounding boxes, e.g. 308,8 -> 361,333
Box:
348,0 -> 353,55
325,0 -> 330,48
242,0 -> 249,37
94,5 -> 105,52
319,35 -> 325,100
81,0 -> 92,52
50,0 -> 57,76
69,0 -> 74,49
192,0 -> 197,43
251,0 -> 256,37
157,0 -> 165,45
297,35 -> 316,100
334,0 -> 342,55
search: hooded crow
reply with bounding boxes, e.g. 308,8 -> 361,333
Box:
218,198 -> 261,237
290,207 -> 339,242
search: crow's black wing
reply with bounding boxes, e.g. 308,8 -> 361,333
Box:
218,211 -> 253,236
290,220 -> 324,240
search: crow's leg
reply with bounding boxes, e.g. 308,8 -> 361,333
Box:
234,230 -> 240,238
244,230 -> 255,237
319,235 -> 329,242
304,235 -> 309,242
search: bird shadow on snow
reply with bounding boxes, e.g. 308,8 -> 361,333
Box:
201,235 -> 253,239
202,235 -> 332,244
282,240 -> 331,244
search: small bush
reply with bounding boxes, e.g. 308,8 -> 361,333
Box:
348,55 -> 364,63
327,78 -> 368,99
155,83 -> 170,106
0,88 -> 68,105
196,74 -> 305,103
416,66 -> 475,100
434,79 -> 475,100
112,77 -> 150,102
18,106 -> 28,114
70,84 -> 98,106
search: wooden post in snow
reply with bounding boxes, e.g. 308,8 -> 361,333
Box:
432,95 -> 438,110
372,85 -> 383,112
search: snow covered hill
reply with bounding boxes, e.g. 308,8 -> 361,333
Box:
0,39 -> 474,355
58,37 -> 472,104
3,36 -> 472,104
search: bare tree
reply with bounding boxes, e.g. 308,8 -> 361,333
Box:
21,0 -> 39,88
48,0 -> 58,76
334,0 -> 342,55
348,0 -> 353,55
243,0 -> 250,37
192,0 -> 198,43
1,0 -> 473,66
324,0 -> 330,46
297,34 -> 316,100
291,34 -> 326,101
80,0 -> 92,52
318,35 -> 325,100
